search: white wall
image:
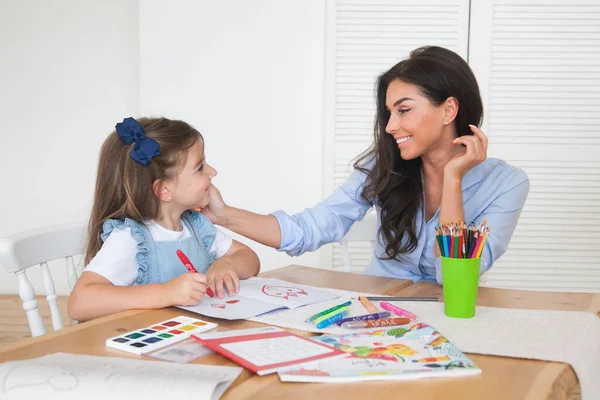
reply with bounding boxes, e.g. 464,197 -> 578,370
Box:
0,0 -> 140,294
139,0 -> 326,272
0,0 -> 327,294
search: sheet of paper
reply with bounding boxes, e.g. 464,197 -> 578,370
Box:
239,277 -> 340,309
179,277 -> 341,320
148,338 -> 215,364
180,293 -> 281,320
0,352 -> 242,400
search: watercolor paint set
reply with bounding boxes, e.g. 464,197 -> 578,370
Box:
106,315 -> 217,355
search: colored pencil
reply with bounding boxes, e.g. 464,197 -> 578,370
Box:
453,233 -> 459,258
436,221 -> 490,259
471,233 -> 484,258
475,228 -> 489,258
366,296 -> 438,302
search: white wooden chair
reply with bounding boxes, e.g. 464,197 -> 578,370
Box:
0,222 -> 86,337
338,213 -> 378,272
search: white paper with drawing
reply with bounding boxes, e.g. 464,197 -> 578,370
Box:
0,352 -> 242,400
179,277 -> 340,320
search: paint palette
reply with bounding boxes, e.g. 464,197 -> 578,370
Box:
106,315 -> 217,355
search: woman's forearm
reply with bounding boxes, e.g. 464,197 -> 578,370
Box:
436,174 -> 464,257
221,206 -> 282,249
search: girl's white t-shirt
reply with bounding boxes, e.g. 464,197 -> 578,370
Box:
84,220 -> 233,286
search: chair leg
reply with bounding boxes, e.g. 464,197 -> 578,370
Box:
41,262 -> 64,331
15,270 -> 46,337
65,256 -> 80,325
66,256 -> 79,290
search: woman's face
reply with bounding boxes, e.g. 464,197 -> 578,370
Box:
384,79 -> 447,160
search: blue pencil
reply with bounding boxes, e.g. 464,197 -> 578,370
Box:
443,234 -> 449,257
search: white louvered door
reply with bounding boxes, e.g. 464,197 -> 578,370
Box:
469,0 -> 600,292
321,0 -> 471,273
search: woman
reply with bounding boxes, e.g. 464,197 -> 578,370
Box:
202,46 -> 529,284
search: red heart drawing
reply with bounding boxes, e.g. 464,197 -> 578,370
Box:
226,300 -> 240,304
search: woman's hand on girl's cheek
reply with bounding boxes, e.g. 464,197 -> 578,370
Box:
200,185 -> 229,225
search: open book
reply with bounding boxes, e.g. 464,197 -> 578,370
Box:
278,322 -> 481,382
180,277 -> 340,320
0,353 -> 242,400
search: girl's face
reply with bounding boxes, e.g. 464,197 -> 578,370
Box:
169,141 -> 216,210
384,79 -> 447,160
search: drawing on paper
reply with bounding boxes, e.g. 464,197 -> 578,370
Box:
261,285 -> 308,300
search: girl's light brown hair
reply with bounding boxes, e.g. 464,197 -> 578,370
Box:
85,117 -> 203,265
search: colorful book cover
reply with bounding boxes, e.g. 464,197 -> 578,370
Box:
278,322 -> 481,382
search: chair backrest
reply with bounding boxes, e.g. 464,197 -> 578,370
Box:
0,222 -> 86,337
338,213 -> 377,272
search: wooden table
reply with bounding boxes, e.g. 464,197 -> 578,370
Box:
1,265 -> 598,399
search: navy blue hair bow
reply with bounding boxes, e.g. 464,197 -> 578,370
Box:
115,117 -> 160,166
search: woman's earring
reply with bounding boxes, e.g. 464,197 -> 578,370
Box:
443,120 -> 448,125
167,195 -> 172,201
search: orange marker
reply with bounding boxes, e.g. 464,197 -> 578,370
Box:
359,296 -> 378,313
341,317 -> 411,329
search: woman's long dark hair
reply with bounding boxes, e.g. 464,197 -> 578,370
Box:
354,46 -> 483,261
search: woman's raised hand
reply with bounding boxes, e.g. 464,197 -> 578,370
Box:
444,125 -> 488,180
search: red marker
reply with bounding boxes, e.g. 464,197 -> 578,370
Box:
176,249 -> 214,298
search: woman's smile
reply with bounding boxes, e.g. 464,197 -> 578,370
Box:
395,135 -> 413,147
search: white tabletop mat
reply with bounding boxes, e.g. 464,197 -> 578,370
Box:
249,288 -> 600,399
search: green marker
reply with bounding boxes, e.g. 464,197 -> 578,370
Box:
305,301 -> 352,323
314,306 -> 350,325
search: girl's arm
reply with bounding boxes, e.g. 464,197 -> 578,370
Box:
68,271 -> 208,322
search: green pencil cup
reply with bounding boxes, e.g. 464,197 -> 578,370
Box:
441,257 -> 480,318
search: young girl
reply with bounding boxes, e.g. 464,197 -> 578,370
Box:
68,117 -> 260,321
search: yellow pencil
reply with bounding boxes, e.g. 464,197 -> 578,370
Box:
475,231 -> 488,258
